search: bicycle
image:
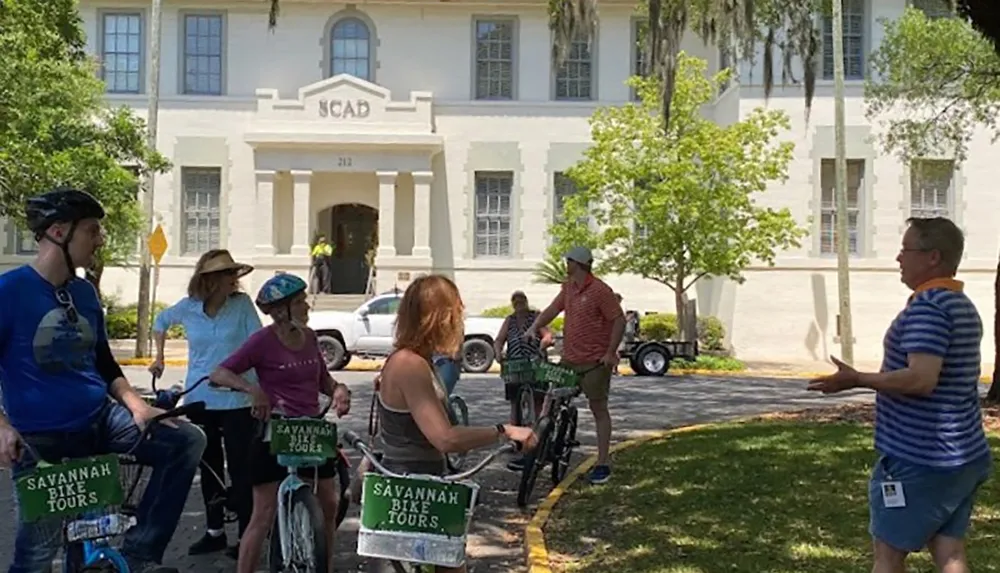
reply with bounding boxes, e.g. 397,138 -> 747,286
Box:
499,357 -> 543,427
12,400 -> 207,572
515,362 -> 591,508
342,429 -> 518,573
262,402 -> 340,573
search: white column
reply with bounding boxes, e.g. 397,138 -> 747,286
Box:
412,171 -> 433,258
290,170 -> 312,256
376,171 -> 397,258
254,170 -> 275,255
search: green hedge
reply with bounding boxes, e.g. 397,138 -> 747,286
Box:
480,304 -> 726,351
104,300 -> 185,340
671,355 -> 745,371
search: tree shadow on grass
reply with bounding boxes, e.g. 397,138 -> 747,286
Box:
546,422 -> 1000,573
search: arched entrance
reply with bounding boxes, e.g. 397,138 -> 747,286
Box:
325,203 -> 378,294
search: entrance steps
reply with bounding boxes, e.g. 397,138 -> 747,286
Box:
310,294 -> 368,312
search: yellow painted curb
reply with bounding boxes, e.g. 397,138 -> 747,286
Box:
117,358 -> 187,366
524,422 -> 726,573
115,356 -> 993,384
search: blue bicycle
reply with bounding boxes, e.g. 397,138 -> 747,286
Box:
13,401 -> 206,573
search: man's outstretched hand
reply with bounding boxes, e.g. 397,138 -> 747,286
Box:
807,356 -> 860,394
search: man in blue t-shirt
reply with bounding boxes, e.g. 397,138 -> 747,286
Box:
0,189 -> 207,573
809,217 -> 990,573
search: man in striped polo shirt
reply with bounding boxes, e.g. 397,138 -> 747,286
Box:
809,217 -> 990,572
524,246 -> 624,484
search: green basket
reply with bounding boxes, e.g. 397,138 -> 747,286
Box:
501,359 -> 537,386
533,362 -> 581,388
15,455 -> 123,522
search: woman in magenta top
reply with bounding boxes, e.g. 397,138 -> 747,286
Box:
210,273 -> 351,573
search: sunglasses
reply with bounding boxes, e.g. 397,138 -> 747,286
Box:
55,288 -> 79,324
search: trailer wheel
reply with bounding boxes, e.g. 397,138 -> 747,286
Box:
635,343 -> 672,377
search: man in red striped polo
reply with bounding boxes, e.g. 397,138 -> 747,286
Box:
524,246 -> 624,484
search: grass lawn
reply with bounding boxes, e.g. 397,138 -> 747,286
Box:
545,404 -> 1000,573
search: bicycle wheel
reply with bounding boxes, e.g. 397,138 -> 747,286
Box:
445,395 -> 469,472
268,487 -> 328,573
516,416 -> 554,508
550,406 -> 579,486
515,385 -> 535,427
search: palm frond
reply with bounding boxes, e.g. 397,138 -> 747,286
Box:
532,254 -> 568,285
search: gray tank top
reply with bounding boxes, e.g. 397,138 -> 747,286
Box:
375,357 -> 448,464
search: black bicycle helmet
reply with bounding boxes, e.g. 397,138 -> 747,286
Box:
25,187 -> 106,281
25,188 -> 106,235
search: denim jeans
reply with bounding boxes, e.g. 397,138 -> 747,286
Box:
8,399 -> 207,572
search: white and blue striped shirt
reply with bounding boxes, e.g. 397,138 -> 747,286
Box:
875,285 -> 989,468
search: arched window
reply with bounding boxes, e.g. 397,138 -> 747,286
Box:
330,18 -> 371,80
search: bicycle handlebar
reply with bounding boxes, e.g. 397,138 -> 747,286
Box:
342,429 -> 520,481
207,376 -> 334,418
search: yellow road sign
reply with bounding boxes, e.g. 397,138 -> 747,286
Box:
149,224 -> 168,265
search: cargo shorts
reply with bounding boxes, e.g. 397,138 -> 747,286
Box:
559,360 -> 612,401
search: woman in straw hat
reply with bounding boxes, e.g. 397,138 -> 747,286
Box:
149,249 -> 260,558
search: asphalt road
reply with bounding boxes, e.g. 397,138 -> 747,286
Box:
0,367 -> 873,572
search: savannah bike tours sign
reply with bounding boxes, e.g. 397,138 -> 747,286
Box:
269,418 -> 338,457
16,455 -> 122,522
357,473 -> 478,568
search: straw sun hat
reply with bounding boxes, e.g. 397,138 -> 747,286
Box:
198,250 -> 254,277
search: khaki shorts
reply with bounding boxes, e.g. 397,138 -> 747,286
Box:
560,360 -> 612,401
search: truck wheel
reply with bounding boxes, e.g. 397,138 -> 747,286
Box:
462,338 -> 495,373
635,343 -> 672,377
318,335 -> 347,371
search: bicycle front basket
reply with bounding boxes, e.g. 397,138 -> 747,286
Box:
15,455 -> 124,523
357,473 -> 478,568
534,362 -> 581,388
501,359 -> 536,384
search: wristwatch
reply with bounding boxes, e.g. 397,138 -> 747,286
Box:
495,423 -> 506,441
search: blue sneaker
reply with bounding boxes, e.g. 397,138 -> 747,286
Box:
588,464 -> 611,484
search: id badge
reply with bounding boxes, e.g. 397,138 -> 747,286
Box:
880,481 -> 906,508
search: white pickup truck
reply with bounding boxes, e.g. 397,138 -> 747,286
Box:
308,292 -> 507,373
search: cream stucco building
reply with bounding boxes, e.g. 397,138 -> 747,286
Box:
2,0 -> 995,365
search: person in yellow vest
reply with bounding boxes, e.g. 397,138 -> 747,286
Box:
310,235 -> 334,294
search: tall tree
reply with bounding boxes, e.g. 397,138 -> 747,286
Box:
0,0 -> 169,294
548,55 -> 807,331
864,5 -> 1000,398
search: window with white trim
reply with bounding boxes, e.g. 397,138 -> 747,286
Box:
822,0 -> 865,80
474,19 -> 515,100
820,159 -> 864,255
553,30 -> 594,100
913,0 -> 953,19
910,159 -> 954,218
182,14 -> 224,95
181,167 -> 221,254
330,17 -> 372,80
474,172 -> 513,257
101,12 -> 144,94
4,221 -> 37,255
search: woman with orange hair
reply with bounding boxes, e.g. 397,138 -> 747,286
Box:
372,275 -> 537,480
